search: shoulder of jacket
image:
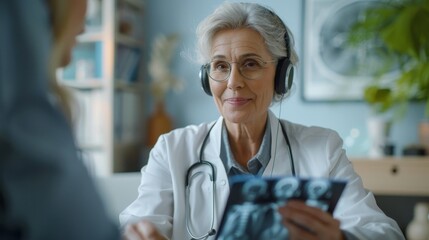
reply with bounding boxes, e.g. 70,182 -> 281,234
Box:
169,121 -> 213,134
280,119 -> 340,139
159,121 -> 216,143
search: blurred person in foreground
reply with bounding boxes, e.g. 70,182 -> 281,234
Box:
0,0 -> 119,239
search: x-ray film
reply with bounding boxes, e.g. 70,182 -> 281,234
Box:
215,175 -> 347,240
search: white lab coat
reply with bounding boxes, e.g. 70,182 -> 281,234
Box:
120,111 -> 404,240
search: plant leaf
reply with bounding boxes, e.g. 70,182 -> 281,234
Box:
380,5 -> 419,57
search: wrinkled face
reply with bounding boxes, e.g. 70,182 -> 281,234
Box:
209,28 -> 276,125
60,0 -> 87,67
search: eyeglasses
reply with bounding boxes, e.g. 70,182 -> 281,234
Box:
204,57 -> 277,82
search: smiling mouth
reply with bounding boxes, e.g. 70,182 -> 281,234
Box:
225,98 -> 251,106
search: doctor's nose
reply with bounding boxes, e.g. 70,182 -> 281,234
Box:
227,65 -> 245,91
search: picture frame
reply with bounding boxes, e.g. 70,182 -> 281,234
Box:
302,0 -> 397,101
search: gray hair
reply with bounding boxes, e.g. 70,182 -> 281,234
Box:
197,2 -> 298,65
196,2 -> 299,100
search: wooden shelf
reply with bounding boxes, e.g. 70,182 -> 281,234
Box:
114,81 -> 142,93
77,31 -> 104,42
121,0 -> 145,10
60,79 -> 104,89
351,157 -> 429,196
117,34 -> 144,47
78,143 -> 105,151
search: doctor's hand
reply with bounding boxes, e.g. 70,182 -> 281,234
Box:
278,200 -> 345,240
122,220 -> 167,240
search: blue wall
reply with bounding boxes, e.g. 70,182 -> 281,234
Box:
142,0 -> 425,157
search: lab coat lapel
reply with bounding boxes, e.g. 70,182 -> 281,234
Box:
200,117 -> 223,163
264,111 -> 294,177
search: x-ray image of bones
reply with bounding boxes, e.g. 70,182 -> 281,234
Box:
305,179 -> 332,211
274,177 -> 301,204
257,204 -> 289,239
217,178 -> 269,240
256,177 -> 302,239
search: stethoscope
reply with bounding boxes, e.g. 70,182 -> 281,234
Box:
185,120 -> 295,240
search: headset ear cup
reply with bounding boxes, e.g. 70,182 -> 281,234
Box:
274,58 -> 294,95
200,65 -> 212,96
286,63 -> 294,91
274,58 -> 288,94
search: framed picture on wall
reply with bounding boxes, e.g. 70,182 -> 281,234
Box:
302,0 -> 397,101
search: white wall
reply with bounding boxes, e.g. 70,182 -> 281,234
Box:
95,172 -> 141,224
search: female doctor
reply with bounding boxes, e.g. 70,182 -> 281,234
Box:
120,2 -> 404,240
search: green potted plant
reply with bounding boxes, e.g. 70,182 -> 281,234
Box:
347,0 -> 429,121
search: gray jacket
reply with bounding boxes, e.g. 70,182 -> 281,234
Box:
0,1 -> 119,239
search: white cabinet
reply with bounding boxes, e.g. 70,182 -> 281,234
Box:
351,157 -> 429,196
58,0 -> 146,176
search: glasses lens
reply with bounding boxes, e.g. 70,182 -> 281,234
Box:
208,60 -> 230,81
240,58 -> 266,80
207,58 -> 271,81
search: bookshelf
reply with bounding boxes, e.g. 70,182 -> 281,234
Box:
57,0 -> 146,176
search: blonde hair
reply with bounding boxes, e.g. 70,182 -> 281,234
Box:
47,0 -> 74,121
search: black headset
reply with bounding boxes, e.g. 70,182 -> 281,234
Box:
199,10 -> 294,96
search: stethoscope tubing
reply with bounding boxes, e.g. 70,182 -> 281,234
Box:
185,123 -> 217,239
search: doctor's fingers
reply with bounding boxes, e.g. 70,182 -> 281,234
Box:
279,202 -> 343,240
122,221 -> 167,240
284,220 -> 345,240
284,219 -> 318,240
281,200 -> 334,224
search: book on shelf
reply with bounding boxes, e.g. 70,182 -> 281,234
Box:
60,42 -> 102,81
115,45 -> 142,83
71,90 -> 105,148
85,0 -> 103,32
114,91 -> 141,142
118,0 -> 145,40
